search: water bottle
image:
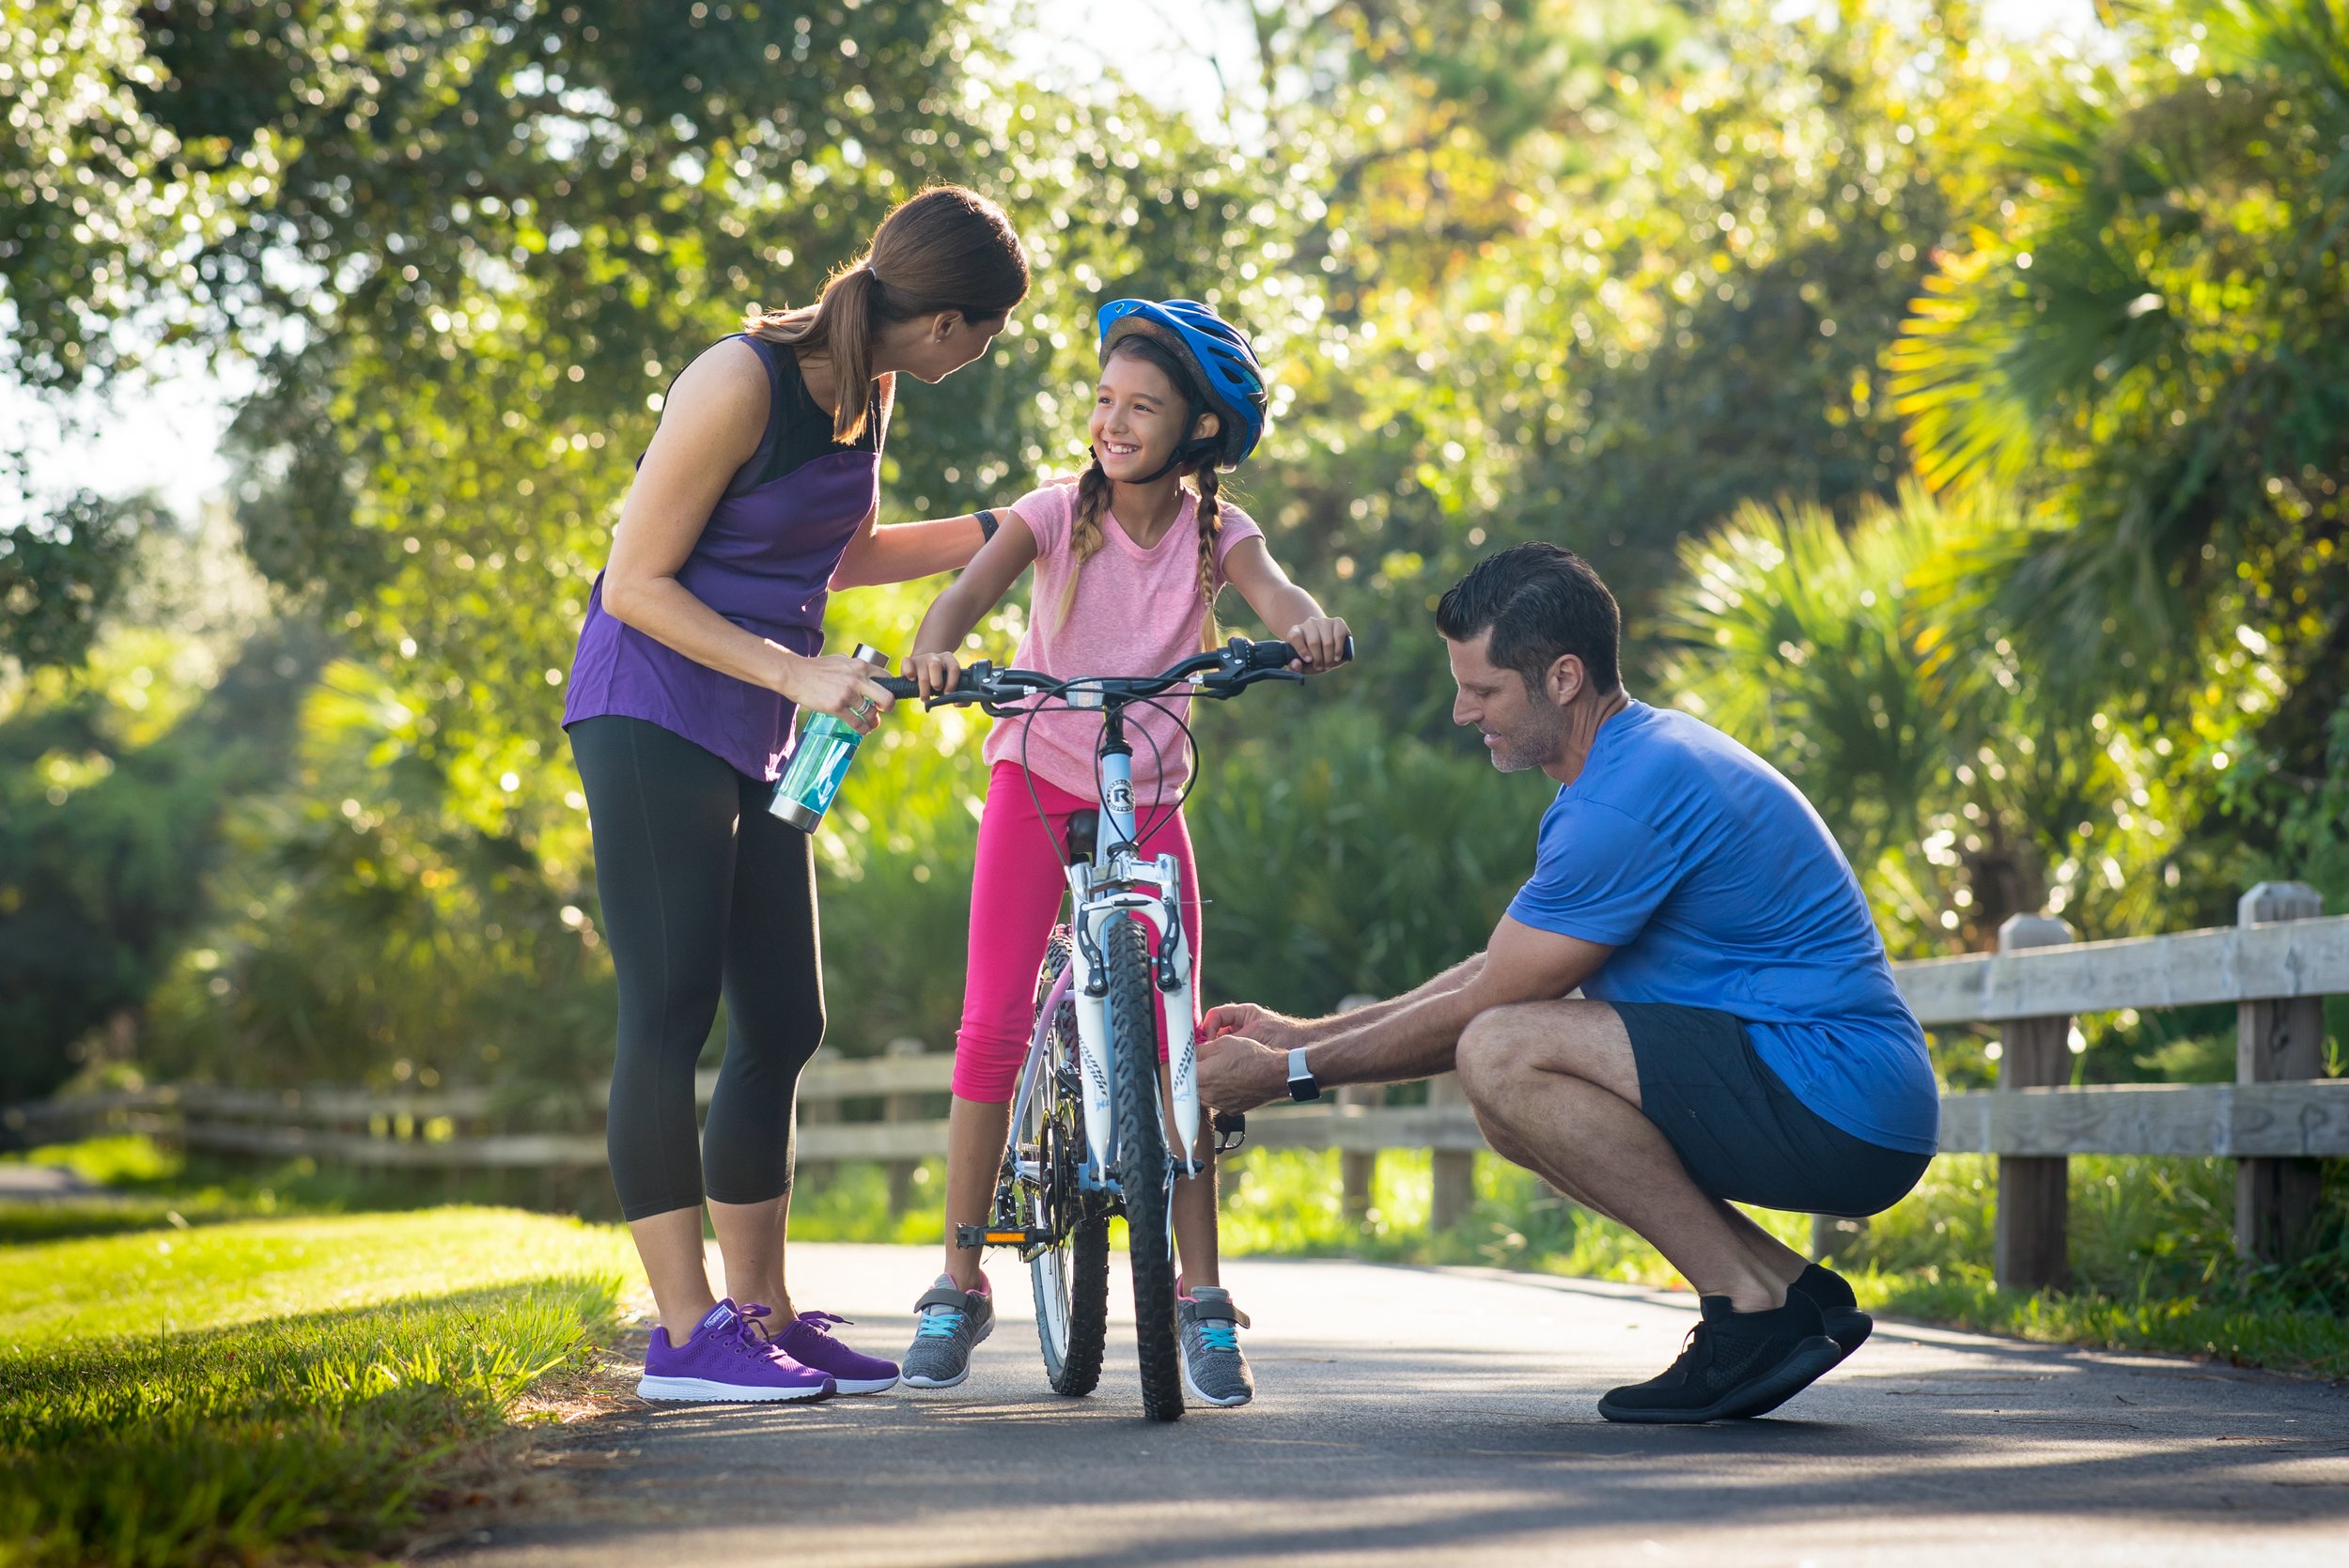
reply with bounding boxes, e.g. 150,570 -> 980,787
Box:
769,644 -> 891,832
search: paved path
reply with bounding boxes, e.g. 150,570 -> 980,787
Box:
454,1243 -> 2349,1567
0,1163 -> 115,1201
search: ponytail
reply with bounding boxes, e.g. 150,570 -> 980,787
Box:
744,186 -> 1028,443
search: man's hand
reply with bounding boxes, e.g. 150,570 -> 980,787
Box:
1203,1001 -> 1308,1053
1196,1032 -> 1291,1114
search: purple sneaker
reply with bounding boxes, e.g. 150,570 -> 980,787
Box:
768,1310 -> 901,1395
636,1299 -> 835,1403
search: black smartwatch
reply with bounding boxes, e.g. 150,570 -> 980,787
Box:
975,508 -> 1000,543
1285,1047 -> 1321,1103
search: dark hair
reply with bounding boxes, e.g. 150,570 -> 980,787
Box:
745,185 -> 1029,442
1062,334 -> 1231,650
1435,542 -> 1622,695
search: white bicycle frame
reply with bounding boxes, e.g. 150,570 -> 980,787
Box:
1005,737 -> 1203,1202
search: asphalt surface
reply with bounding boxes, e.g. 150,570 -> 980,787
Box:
447,1242 -> 2349,1567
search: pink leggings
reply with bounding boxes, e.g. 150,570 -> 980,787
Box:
954,761 -> 1203,1101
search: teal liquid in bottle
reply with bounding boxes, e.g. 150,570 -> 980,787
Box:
769,643 -> 890,832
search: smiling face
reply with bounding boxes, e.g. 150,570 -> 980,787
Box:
1089,344 -> 1217,482
1447,629 -> 1570,774
891,308 -> 1009,384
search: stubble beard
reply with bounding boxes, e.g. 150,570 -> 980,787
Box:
1486,705 -> 1567,774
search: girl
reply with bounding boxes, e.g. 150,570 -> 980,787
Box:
894,299 -> 1349,1406
565,186 -> 1029,1403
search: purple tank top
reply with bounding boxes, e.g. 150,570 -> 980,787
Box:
563,336 -> 884,781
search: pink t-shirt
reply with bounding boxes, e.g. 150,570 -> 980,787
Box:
980,481 -> 1263,804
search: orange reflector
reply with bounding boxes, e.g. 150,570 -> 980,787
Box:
985,1231 -> 1025,1243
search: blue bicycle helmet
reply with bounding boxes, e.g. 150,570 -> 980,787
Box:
1097,298 -> 1269,468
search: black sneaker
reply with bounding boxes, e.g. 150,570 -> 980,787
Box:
1597,1294 -> 1843,1424
1789,1261 -> 1872,1359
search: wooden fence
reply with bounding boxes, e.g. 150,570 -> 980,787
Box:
8,882 -> 2342,1291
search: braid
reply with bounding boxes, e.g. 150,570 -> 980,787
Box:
1056,453 -> 1113,629
1192,463 -> 1224,652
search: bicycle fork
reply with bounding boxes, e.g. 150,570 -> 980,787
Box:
1066,870 -> 1203,1180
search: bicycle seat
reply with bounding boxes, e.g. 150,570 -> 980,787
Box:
1063,810 -> 1098,866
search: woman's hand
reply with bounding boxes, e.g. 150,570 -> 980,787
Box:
1284,614 -> 1352,673
775,650 -> 896,735
904,650 -> 963,700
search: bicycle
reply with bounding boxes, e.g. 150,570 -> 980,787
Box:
879,634 -> 1348,1421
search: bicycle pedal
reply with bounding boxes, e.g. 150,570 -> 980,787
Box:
1212,1110 -> 1247,1155
956,1224 -> 1051,1249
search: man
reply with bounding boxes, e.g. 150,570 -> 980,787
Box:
1198,542 -> 1938,1424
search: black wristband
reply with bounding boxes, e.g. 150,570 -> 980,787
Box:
976,508 -> 1000,543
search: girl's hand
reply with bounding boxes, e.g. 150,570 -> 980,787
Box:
776,651 -> 896,735
1285,615 -> 1352,673
904,650 -> 962,699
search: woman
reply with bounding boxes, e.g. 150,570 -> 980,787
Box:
563,185 -> 1029,1403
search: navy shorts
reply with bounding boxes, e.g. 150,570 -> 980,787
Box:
1617,1001 -> 1929,1219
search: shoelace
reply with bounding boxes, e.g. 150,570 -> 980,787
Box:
790,1310 -> 852,1343
726,1303 -> 782,1359
1190,1318 -> 1239,1354
914,1307 -> 967,1341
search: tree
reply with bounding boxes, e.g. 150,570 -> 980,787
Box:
1889,0 -> 2347,893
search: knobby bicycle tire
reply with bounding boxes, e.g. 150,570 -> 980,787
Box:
1029,929 -> 1109,1397
1104,911 -> 1184,1421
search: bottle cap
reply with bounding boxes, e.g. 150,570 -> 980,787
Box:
848,643 -> 892,672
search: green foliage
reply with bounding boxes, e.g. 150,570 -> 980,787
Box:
6,0 -> 2341,1120
1188,701 -> 1531,1017
0,1207 -> 629,1567
0,519 -> 306,1100
1889,0 -> 2349,894
1656,483 -> 2241,960
0,492 -> 155,673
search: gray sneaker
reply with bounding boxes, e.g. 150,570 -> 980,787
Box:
901,1274 -> 993,1389
1177,1286 -> 1254,1407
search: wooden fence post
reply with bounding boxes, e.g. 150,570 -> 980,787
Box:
1995,912 -> 2076,1293
1336,995 -> 1379,1223
883,1037 -> 927,1215
1338,1083 -> 1381,1222
2236,881 -> 2326,1264
1429,1072 -> 1474,1231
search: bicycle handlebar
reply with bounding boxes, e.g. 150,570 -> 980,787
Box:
874,635 -> 1354,713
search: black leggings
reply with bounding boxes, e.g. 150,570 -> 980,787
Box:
571,716 -> 825,1220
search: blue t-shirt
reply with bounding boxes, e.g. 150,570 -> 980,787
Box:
1504,700 -> 1938,1156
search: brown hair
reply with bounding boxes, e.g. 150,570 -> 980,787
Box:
744,185 -> 1029,442
1060,334 -> 1230,651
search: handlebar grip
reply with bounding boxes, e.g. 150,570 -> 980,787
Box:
876,675 -> 919,700
1247,635 -> 1355,670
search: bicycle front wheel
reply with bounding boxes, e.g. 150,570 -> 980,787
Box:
1026,929 -> 1109,1397
1104,911 -> 1183,1421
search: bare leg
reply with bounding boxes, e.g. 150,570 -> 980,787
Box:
1172,1121 -> 1220,1289
941,1094 -> 1014,1291
710,1192 -> 795,1319
1713,1198 -> 1812,1286
1454,1000 -> 1789,1312
1542,1169 -> 1808,1294
630,1207 -> 719,1343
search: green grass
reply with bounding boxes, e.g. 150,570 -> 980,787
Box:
0,1205 -> 635,1568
